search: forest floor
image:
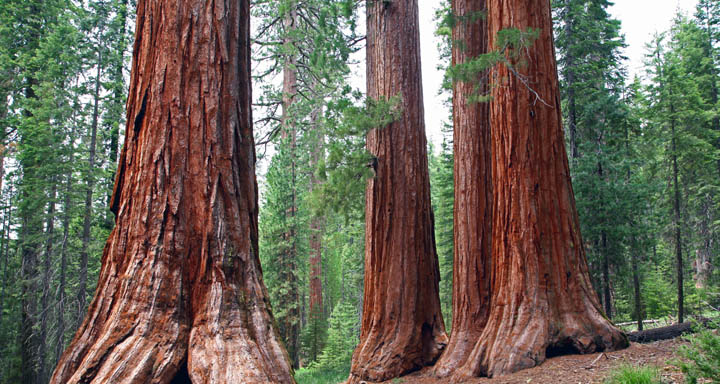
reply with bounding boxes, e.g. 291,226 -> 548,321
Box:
389,339 -> 687,384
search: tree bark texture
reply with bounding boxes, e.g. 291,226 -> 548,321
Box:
348,1 -> 448,382
433,0 -> 492,377
51,1 -> 295,383
448,0 -> 628,378
309,108 -> 324,317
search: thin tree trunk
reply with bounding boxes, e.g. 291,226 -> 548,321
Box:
348,1 -> 448,382
702,3 -> 720,179
0,204 -> 11,329
602,230 -> 612,319
54,171 -> 72,365
278,3 -> 301,368
632,251 -> 643,331
694,196 -> 712,289
671,112 -> 684,324
106,0 -> 129,228
562,0 -> 578,159
596,159 -> 612,319
77,49 -> 103,322
55,117 -> 78,366
21,74 -> 43,384
39,182 -> 58,382
308,104 -> 324,313
0,204 -> 10,384
624,115 -> 643,331
308,105 -> 325,363
51,1 -> 295,382
21,210 -> 41,384
433,0 -> 492,377
453,0 -> 628,377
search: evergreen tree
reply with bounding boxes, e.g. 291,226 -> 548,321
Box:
643,19 -> 717,322
553,0 -> 632,319
429,134 -> 454,327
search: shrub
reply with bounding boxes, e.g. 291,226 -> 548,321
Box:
311,300 -> 358,372
677,326 -> 720,384
294,367 -> 348,384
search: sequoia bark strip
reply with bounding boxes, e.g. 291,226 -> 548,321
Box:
348,1 -> 447,382
452,0 -> 628,377
433,0 -> 492,377
309,107 -> 324,317
50,1 -> 295,383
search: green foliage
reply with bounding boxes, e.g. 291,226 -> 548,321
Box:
294,366 -> 348,384
310,300 -> 358,373
445,26 -> 539,103
0,0 -> 133,381
677,325 -> 720,384
605,364 -> 661,384
429,136 -> 454,327
312,93 -> 402,220
301,306 -> 328,364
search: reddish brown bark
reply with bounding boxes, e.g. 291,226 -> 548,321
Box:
447,0 -> 628,378
308,213 -> 323,317
348,1 -> 447,382
433,0 -> 492,377
50,1 -> 295,383
309,108 -> 324,317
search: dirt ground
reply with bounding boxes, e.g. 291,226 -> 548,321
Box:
385,339 -> 688,384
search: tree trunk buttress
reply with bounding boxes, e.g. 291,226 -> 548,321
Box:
453,0 -> 628,377
348,1 -> 448,382
50,1 -> 295,383
433,0 -> 492,377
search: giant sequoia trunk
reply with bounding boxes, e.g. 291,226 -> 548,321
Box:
448,0 -> 628,378
348,1 -> 447,382
433,0 -> 492,377
50,1 -> 295,383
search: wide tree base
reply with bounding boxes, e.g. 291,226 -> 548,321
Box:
447,307 -> 628,379
51,264 -> 296,384
346,326 -> 447,384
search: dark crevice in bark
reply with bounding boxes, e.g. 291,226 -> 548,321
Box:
170,362 -> 191,384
